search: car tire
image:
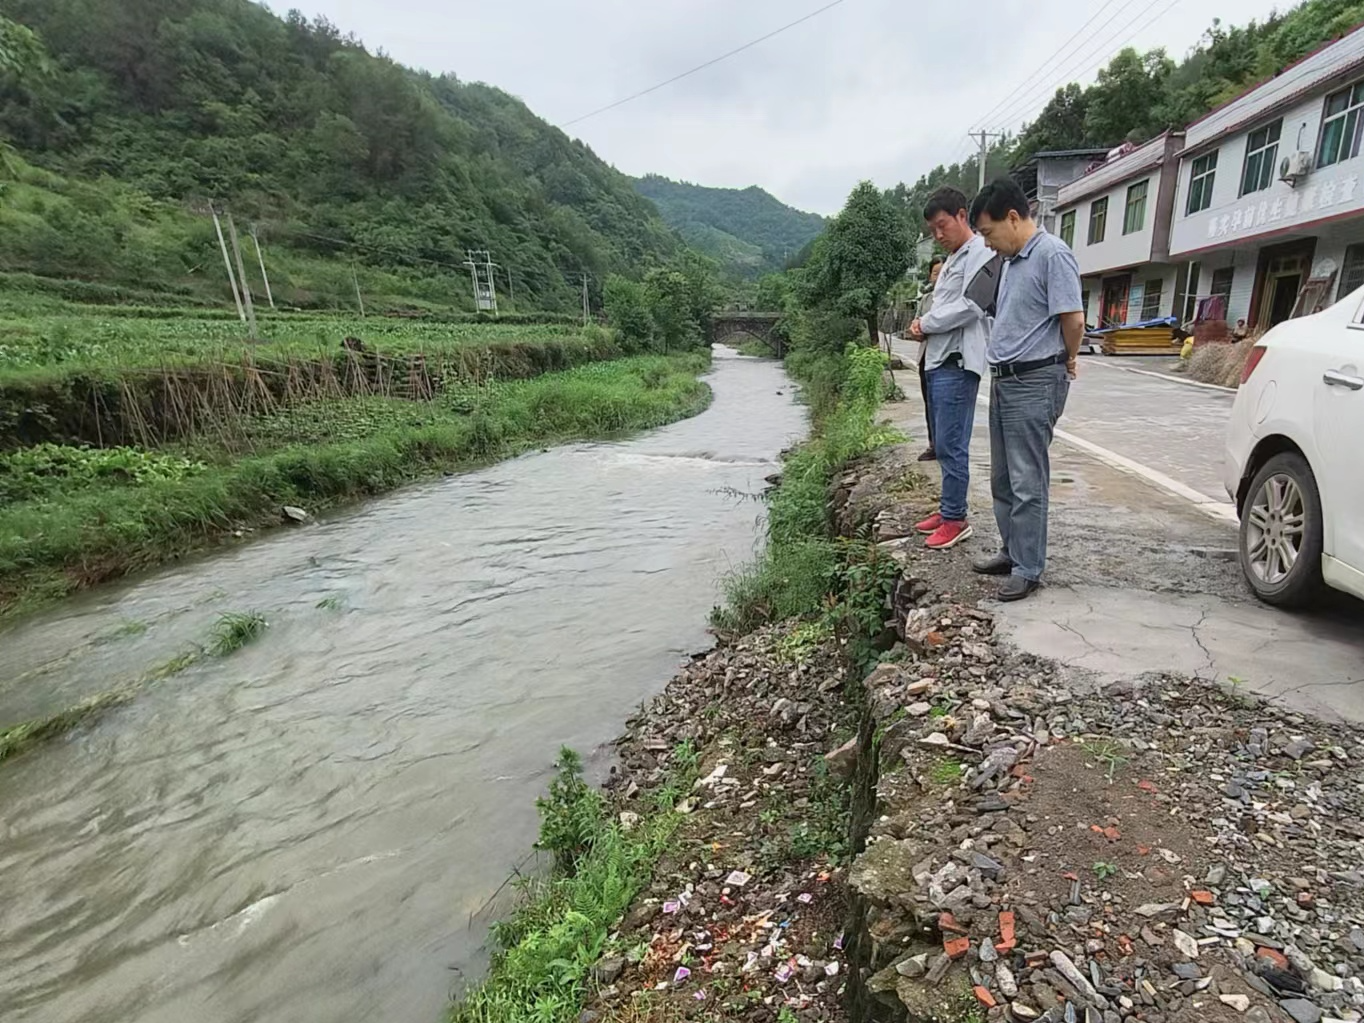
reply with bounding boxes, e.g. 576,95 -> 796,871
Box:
1238,451 -> 1326,608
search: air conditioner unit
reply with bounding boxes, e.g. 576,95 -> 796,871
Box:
1279,151 -> 1312,183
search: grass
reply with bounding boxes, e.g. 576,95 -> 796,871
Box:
1080,739 -> 1130,781
210,611 -> 268,654
0,607 -> 266,763
0,352 -> 711,620
712,344 -> 898,636
451,745 -> 699,1023
928,756 -> 965,786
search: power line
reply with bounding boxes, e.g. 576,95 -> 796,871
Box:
967,0 -> 1138,131
559,0 -> 847,128
987,0 -> 1186,132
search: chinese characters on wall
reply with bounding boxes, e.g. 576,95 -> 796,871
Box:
1205,174 -> 1361,239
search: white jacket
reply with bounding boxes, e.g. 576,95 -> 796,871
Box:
919,233 -> 993,380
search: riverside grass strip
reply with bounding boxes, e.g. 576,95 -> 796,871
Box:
0,353 -> 713,621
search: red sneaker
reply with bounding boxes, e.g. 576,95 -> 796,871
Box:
915,512 -> 944,534
925,520 -> 974,550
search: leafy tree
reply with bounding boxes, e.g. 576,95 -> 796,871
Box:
602,274 -> 653,350
799,182 -> 911,347
1013,83 -> 1091,155
1082,48 -> 1176,146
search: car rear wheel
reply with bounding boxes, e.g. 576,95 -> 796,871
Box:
1238,451 -> 1325,607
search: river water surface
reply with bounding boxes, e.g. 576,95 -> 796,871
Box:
0,349 -> 804,1023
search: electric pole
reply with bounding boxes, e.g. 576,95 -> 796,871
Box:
352,262 -> 365,318
251,225 -> 276,310
581,273 -> 590,327
210,205 -> 245,322
225,213 -> 258,340
969,129 -> 1004,192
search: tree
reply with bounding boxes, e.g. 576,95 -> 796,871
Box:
799,181 -> 911,346
1083,48 -> 1176,146
602,274 -> 653,350
1014,83 -> 1091,158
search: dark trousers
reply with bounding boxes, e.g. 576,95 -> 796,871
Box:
918,346 -> 935,450
988,365 -> 1070,581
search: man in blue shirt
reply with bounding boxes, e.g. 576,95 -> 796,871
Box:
968,177 -> 1085,602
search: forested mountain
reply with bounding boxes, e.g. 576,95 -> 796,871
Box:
634,175 -> 825,278
896,0 -> 1364,223
0,0 -> 681,311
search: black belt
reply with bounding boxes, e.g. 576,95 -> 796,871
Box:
989,352 -> 1066,378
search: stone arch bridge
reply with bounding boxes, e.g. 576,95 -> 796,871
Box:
708,312 -> 785,357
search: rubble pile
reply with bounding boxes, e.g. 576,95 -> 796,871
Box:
585,625 -> 859,1022
848,594 -> 1364,1023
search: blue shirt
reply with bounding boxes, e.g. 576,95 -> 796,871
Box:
989,228 -> 1083,365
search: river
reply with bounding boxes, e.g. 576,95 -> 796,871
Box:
0,348 -> 805,1023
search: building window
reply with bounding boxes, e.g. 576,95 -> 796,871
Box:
1059,210 -> 1076,247
1181,261 -> 1201,322
1211,266 -> 1235,300
1338,244 -> 1364,301
1186,152 -> 1217,214
1123,180 -> 1149,234
1318,82 -> 1364,168
1088,197 -> 1108,245
1141,279 -> 1164,320
1240,119 -> 1282,196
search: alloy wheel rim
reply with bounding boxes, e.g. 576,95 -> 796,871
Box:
1245,473 -> 1306,586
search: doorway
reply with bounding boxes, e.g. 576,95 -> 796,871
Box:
1251,239 -> 1316,329
1100,274 -> 1131,327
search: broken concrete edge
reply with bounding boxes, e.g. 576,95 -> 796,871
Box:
839,445 -> 1364,1023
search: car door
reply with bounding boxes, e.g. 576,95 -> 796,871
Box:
1312,313 -> 1364,575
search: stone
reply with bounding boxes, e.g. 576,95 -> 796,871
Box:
282,505 -> 310,523
1220,994 -> 1251,1011
1173,963 -> 1202,980
971,852 -> 1005,880
1010,1004 -> 1040,1021
1280,1000 -> 1323,1023
1172,929 -> 1200,959
997,963 -> 1019,998
823,736 -> 859,779
593,957 -> 625,985
1049,950 -> 1109,1009
907,702 -> 933,717
894,954 -> 929,979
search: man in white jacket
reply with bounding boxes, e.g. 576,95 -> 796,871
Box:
909,186 -> 998,550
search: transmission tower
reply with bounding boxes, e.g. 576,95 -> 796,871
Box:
464,249 -> 499,314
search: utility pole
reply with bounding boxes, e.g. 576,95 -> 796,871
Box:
505,267 -> 515,309
251,225 -> 276,309
352,262 -> 365,318
225,213 -> 258,340
970,129 -> 1004,192
581,273 -> 590,327
211,205 -> 245,322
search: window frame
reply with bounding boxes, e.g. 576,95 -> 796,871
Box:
1088,196 -> 1109,245
1140,278 -> 1164,320
1059,209 -> 1077,248
1338,243 -> 1364,302
1186,151 -> 1218,215
1317,81 -> 1364,169
1123,179 -> 1150,235
1239,118 -> 1282,197
1210,266 -> 1235,300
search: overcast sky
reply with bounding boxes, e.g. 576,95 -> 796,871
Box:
294,0 -> 1288,215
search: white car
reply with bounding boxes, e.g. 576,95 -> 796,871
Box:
1224,292 -> 1364,606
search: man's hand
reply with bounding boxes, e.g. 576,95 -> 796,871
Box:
1066,355 -> 1078,380
909,318 -> 924,341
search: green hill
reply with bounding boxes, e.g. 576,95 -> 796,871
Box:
634,175 -> 825,278
0,0 -> 681,313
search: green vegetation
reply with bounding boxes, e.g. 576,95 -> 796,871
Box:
600,251 -> 721,353
451,744 -> 698,1023
896,0 -> 1364,215
0,352 -> 711,618
634,175 -> 825,278
0,2 -> 679,312
210,610 -> 267,655
1094,860 -> 1119,881
928,756 -> 965,786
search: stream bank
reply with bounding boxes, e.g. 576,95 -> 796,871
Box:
548,441 -> 1364,1023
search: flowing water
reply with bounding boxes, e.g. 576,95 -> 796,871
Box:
0,348 -> 805,1023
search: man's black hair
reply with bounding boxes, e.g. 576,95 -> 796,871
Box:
928,254 -> 946,269
969,177 -> 1031,226
923,186 -> 969,222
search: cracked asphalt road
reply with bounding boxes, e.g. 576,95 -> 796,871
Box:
885,342 -> 1364,724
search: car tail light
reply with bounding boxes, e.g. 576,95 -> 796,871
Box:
1241,345 -> 1268,385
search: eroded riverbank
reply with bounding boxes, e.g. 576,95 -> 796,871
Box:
0,349 -> 804,1023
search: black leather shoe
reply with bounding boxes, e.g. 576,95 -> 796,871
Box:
972,553 -> 1013,576
997,576 -> 1040,602
917,447 -> 937,462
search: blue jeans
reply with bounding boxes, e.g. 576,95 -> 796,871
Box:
926,363 -> 980,521
988,365 -> 1070,581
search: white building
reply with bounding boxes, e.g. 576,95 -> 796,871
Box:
1168,24 -> 1364,328
1055,133 -> 1186,327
